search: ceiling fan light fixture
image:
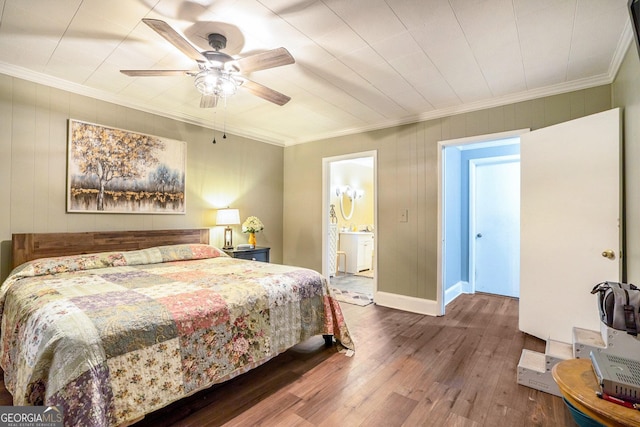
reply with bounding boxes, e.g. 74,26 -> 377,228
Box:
194,71 -> 215,94
217,74 -> 238,96
121,20 -> 294,106
203,51 -> 234,68
194,70 -> 238,97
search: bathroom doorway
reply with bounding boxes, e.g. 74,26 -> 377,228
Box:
322,151 -> 377,303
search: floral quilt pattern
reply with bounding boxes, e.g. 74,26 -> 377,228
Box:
0,244 -> 353,427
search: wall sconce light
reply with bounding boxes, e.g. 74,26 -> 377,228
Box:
335,185 -> 364,200
216,208 -> 240,249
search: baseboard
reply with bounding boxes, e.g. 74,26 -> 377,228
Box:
445,281 -> 467,305
461,280 -> 472,294
374,291 -> 440,316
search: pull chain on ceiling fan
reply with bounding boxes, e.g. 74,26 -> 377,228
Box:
121,19 -> 295,108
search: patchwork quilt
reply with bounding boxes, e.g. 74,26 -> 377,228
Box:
0,244 -> 353,427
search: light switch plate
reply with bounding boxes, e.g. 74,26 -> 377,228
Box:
399,209 -> 408,222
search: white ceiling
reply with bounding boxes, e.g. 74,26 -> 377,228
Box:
0,0 -> 633,146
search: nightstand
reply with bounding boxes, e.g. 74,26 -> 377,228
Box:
223,246 -> 270,263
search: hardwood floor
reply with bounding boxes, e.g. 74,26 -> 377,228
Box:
138,293 -> 576,426
0,293 -> 578,426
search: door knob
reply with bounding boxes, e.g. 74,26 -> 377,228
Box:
476,233 -> 483,238
602,249 -> 615,260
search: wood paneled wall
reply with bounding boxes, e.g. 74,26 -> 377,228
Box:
0,74 -> 284,281
1,70 -> 619,301
283,85 -> 612,302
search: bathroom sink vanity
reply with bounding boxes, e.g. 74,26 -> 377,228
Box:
339,232 -> 374,273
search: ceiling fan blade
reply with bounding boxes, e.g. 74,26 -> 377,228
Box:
229,48 -> 295,73
120,70 -> 192,77
200,94 -> 218,108
142,18 -> 206,62
241,79 -> 291,106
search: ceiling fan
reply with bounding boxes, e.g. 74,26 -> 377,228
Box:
121,19 -> 294,107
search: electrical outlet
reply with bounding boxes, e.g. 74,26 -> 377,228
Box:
399,209 -> 408,222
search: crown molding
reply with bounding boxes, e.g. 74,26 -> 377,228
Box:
289,24 -> 635,146
0,62 -> 289,147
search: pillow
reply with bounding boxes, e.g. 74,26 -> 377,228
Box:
9,244 -> 228,280
10,252 -> 126,278
156,244 -> 227,262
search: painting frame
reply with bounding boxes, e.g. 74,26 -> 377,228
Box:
66,119 -> 187,214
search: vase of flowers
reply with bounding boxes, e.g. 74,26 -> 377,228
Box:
242,216 -> 264,247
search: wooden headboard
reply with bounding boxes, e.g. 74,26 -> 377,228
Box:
11,229 -> 210,269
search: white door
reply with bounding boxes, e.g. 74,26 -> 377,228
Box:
520,108 -> 621,343
473,158 -> 520,297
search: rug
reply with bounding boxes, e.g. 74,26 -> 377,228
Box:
331,287 -> 373,307
354,269 -> 374,278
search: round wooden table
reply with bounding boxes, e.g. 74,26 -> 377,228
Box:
552,358 -> 640,426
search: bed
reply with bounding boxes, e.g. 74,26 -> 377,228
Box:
1,229 -> 353,427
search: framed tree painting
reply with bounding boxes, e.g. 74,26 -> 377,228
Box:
67,119 -> 187,214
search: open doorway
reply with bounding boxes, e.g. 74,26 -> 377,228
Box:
322,151 -> 377,306
437,130 -> 527,315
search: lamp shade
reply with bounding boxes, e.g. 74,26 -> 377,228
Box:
216,208 -> 240,225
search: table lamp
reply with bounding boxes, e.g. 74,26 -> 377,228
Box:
216,208 -> 240,249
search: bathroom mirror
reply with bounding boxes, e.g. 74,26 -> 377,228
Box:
336,185 -> 363,220
340,189 -> 355,220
